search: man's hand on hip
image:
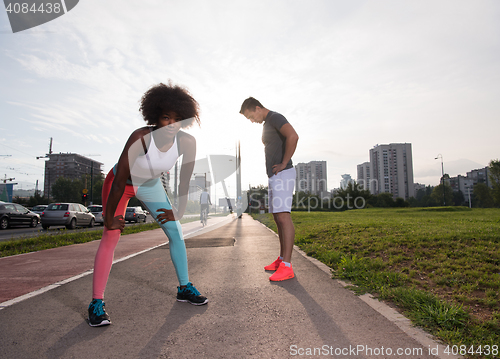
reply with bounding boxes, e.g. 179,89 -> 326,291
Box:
272,163 -> 287,175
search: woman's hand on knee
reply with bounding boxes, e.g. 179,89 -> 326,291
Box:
156,208 -> 177,223
105,215 -> 125,231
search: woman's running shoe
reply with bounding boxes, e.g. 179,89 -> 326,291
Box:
176,282 -> 208,305
88,299 -> 111,327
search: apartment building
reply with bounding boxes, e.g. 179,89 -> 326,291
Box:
364,143 -> 414,200
44,153 -> 103,196
356,162 -> 372,191
295,160 -> 328,198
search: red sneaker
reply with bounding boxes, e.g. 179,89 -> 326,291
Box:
264,257 -> 282,271
269,262 -> 294,281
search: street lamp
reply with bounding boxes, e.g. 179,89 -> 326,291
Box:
435,154 -> 445,206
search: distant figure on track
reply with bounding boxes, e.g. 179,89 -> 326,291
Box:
239,97 -> 299,281
199,188 -> 211,223
88,82 -> 208,327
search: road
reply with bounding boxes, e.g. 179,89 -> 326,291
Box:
0,214 -> 454,359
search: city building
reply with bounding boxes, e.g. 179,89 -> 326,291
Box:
363,143 -> 414,200
188,174 -> 211,202
295,161 -> 328,198
43,153 -> 103,198
447,175 -> 474,198
414,183 -> 427,194
356,162 -> 371,191
466,167 -> 491,188
340,174 -> 352,190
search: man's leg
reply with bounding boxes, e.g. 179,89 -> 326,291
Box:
268,211 -> 295,281
268,168 -> 296,281
273,212 -> 295,263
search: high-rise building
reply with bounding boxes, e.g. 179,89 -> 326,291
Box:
447,175 -> 474,196
43,153 -> 103,198
356,162 -> 372,191
295,161 -> 328,198
340,174 -> 352,190
368,143 -> 414,200
466,167 -> 491,188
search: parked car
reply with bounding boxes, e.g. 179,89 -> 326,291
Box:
125,206 -> 147,223
87,205 -> 104,225
41,203 -> 95,230
31,204 -> 48,216
0,202 -> 40,230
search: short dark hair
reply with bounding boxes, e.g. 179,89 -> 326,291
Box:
239,97 -> 264,114
139,82 -> 200,127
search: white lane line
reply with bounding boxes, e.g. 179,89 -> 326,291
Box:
0,216 -> 234,310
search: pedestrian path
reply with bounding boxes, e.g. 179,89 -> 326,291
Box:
0,215 -> 233,306
0,214 -> 456,358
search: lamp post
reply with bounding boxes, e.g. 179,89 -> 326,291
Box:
435,154 -> 445,206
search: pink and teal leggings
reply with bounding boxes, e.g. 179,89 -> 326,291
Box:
92,169 -> 189,299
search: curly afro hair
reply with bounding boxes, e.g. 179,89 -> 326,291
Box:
139,82 -> 200,127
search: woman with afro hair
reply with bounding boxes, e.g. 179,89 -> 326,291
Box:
88,82 -> 208,327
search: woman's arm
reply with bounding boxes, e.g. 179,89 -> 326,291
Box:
104,128 -> 149,230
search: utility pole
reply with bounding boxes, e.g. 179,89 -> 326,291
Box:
36,138 -> 53,204
236,141 -> 242,218
435,154 -> 445,206
82,155 -> 101,205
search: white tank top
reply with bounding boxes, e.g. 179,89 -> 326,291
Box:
128,130 -> 180,184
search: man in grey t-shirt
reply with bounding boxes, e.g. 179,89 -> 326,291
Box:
240,97 -> 299,281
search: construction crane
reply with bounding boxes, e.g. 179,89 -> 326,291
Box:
36,137 -> 53,160
2,175 -> 15,183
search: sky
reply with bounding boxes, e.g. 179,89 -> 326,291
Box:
1,0 -> 499,201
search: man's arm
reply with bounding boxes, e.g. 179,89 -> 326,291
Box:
272,123 -> 299,175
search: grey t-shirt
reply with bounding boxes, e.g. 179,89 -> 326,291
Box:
262,111 -> 293,178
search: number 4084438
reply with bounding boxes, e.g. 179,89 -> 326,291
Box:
5,2 -> 62,14
444,345 -> 498,356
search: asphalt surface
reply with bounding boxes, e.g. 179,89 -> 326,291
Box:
0,214 -> 158,242
0,214 -> 457,359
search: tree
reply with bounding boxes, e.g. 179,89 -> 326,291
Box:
394,197 -> 410,207
334,181 -> 371,210
473,183 -> 494,208
452,190 -> 465,207
431,183 -> 453,206
410,185 -> 436,207
27,191 -> 47,207
92,175 -> 105,205
51,177 -> 84,203
489,159 -> 500,206
247,185 -> 268,213
368,192 -> 395,208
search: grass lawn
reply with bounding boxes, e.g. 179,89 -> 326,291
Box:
252,207 -> 500,357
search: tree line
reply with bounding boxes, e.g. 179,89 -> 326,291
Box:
247,159 -> 500,211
